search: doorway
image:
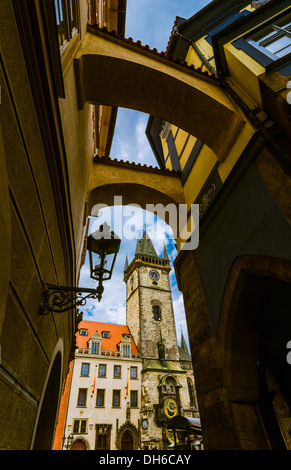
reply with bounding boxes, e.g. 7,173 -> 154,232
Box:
121,430 -> 134,450
71,439 -> 87,450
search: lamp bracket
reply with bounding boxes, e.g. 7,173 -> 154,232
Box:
40,283 -> 104,315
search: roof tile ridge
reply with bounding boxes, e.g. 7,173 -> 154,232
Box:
89,24 -> 218,81
93,154 -> 181,175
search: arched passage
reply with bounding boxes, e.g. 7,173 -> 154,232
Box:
31,341 -> 63,450
117,422 -> 139,450
70,439 -> 87,450
86,158 -> 186,240
218,255 -> 291,449
75,26 -> 245,162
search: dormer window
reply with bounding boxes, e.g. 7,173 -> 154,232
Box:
123,345 -> 130,357
79,329 -> 88,336
118,333 -> 131,357
88,331 -> 102,355
91,341 -> 100,355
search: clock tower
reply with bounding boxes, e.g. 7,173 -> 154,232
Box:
124,230 -> 198,449
124,229 -> 179,361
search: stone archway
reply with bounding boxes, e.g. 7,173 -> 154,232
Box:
31,340 -> 63,450
85,159 -> 187,249
174,250 -> 291,449
117,422 -> 139,450
75,25 -> 245,162
217,255 -> 291,450
70,439 -> 87,450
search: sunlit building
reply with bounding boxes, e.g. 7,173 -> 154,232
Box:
54,232 -> 199,450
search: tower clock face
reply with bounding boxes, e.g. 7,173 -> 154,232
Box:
149,269 -> 160,281
164,397 -> 178,418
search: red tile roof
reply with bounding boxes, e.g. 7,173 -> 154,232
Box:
77,320 -> 139,353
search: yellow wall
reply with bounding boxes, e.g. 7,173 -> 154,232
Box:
157,9 -> 268,246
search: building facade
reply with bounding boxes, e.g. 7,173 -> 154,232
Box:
55,321 -> 142,450
54,231 -> 199,450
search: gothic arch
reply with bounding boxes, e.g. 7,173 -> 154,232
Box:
116,422 -> 139,450
158,374 -> 182,388
70,438 -> 89,450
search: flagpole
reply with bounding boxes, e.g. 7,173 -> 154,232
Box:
91,365 -> 97,397
125,367 -> 129,399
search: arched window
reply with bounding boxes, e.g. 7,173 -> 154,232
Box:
153,305 -> 162,321
187,378 -> 195,406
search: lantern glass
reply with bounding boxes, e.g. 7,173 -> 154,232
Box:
87,222 -> 120,282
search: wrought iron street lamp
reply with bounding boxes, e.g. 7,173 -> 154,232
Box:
62,433 -> 74,450
40,222 -> 120,315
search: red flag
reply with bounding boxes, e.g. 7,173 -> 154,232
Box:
125,368 -> 129,398
91,365 -> 97,397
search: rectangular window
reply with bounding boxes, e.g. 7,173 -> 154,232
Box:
96,425 -> 111,450
96,389 -> 105,407
153,305 -> 161,321
73,419 -> 79,433
112,390 -> 121,407
98,364 -> 106,377
130,390 -> 138,408
77,388 -> 87,407
73,419 -> 87,433
81,363 -> 89,376
79,329 -> 88,336
249,13 -> 291,59
123,345 -> 130,357
55,0 -> 79,50
114,365 -> 121,378
130,366 -> 137,379
91,342 -> 100,355
80,420 -> 87,433
233,12 -> 291,66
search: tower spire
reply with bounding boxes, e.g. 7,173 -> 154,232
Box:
180,326 -> 190,355
124,252 -> 129,272
163,243 -> 169,260
135,228 -> 158,257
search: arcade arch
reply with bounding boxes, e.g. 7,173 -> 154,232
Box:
218,255 -> 291,449
75,25 -> 245,162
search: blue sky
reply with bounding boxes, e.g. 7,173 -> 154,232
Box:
79,1 -> 212,351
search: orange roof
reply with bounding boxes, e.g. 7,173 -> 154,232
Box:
77,320 -> 139,353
